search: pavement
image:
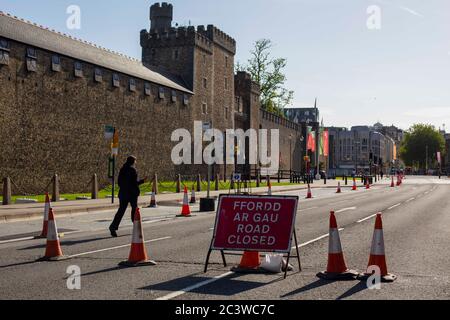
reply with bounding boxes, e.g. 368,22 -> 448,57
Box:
0,175 -> 449,300
0,178 -> 355,222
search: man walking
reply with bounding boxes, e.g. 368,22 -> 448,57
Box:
109,156 -> 147,237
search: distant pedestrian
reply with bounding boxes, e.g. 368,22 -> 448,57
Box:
109,156 -> 147,237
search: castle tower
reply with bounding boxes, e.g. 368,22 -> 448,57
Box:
150,2 -> 173,32
141,2 -> 237,178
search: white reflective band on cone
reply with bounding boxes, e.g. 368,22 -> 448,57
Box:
183,192 -> 189,204
44,202 -> 50,220
370,229 -> 385,255
329,228 -> 343,254
132,221 -> 144,244
47,220 -> 58,241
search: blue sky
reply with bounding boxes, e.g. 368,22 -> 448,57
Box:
1,0 -> 450,131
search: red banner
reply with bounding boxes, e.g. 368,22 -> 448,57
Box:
323,129 -> 329,157
212,195 -> 298,253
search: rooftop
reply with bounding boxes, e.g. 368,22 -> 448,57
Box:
0,11 -> 192,94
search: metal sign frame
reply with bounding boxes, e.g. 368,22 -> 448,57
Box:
204,194 -> 301,279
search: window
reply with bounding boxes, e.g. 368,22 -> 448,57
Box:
225,55 -> 229,68
26,47 -> 37,59
0,38 -> 9,51
51,55 -> 61,72
74,61 -> 83,77
202,103 -> 208,114
203,78 -> 207,89
171,90 -> 177,103
225,106 -> 229,120
26,47 -> 37,72
225,77 -> 229,90
112,73 -> 120,87
144,82 -> 151,96
129,78 -> 136,92
0,38 -> 10,66
183,94 -> 189,106
203,54 -> 206,64
159,86 -> 165,99
94,68 -> 102,82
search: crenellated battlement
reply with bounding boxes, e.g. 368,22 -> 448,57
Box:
141,25 -> 213,53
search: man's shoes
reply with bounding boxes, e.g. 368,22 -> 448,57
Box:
109,227 -> 118,238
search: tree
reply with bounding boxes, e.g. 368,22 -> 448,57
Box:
399,124 -> 445,169
237,39 -> 294,115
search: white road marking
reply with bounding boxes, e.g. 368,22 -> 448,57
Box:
157,229 -> 345,301
298,207 -> 318,212
156,271 -> 234,300
357,214 -> 378,223
336,207 -> 356,213
0,236 -> 35,244
387,203 -> 402,210
406,198 -> 415,203
67,236 -> 172,258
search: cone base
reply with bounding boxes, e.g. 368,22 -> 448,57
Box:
36,255 -> 69,262
316,269 -> 360,281
118,260 -> 157,267
147,204 -> 158,208
232,263 -> 294,274
176,214 -> 194,218
357,273 -> 397,283
190,201 -> 196,204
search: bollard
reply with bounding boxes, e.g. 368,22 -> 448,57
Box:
52,174 -> 60,202
91,174 -> 98,200
345,176 -> 348,186
153,173 -> 159,195
267,175 -> 271,187
256,172 -> 260,188
215,174 -> 220,191
197,174 -> 201,192
230,175 -> 235,190
324,176 -> 327,185
176,174 -> 181,193
277,171 -> 281,183
2,177 -> 11,205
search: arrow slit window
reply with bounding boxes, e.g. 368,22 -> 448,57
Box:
26,47 -> 37,72
0,38 -> 10,65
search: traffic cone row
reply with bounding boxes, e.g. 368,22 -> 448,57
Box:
306,184 -> 313,199
190,185 -> 197,204
36,193 -> 51,239
317,211 -> 396,282
37,208 -> 66,261
336,182 -> 342,194
179,186 -> 191,217
119,208 -> 157,267
352,178 -> 357,191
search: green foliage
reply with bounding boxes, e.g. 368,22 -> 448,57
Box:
399,124 -> 445,168
237,39 -> 294,116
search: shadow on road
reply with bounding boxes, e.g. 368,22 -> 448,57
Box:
17,235 -> 127,250
336,281 -> 368,300
280,279 -> 334,298
140,272 -> 271,296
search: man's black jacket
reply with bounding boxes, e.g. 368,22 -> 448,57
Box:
117,164 -> 145,199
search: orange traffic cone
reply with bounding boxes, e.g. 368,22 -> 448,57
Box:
336,182 -> 342,194
390,176 -> 395,188
190,186 -> 196,204
358,213 -> 396,282
148,192 -> 157,208
119,208 -> 156,267
231,251 -> 260,273
36,193 -> 51,239
306,184 -> 313,199
317,212 -> 359,280
396,176 -> 401,186
179,186 -> 191,217
352,178 -> 357,191
37,208 -> 65,261
268,181 -> 272,196
366,178 -> 370,189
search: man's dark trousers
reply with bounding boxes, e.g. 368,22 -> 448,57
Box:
110,196 -> 138,231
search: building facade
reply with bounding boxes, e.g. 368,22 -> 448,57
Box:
0,3 -> 303,194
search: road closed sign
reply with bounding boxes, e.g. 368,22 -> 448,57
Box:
211,195 -> 299,253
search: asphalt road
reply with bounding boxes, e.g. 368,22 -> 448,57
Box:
0,176 -> 449,300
